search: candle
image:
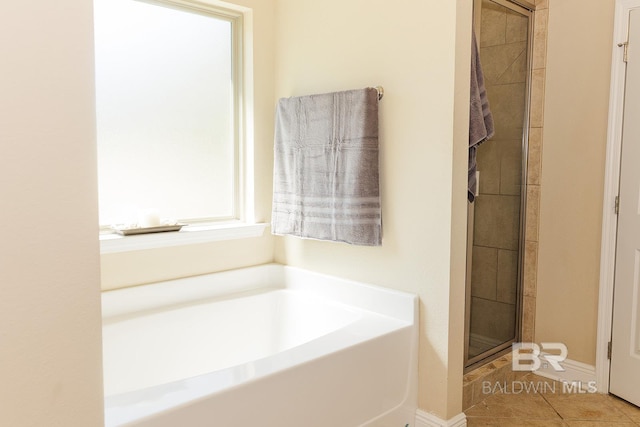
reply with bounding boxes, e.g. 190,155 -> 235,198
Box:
138,208 -> 161,228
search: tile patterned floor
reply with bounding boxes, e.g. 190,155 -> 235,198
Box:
465,374 -> 640,426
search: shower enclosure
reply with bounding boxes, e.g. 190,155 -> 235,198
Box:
464,0 -> 533,370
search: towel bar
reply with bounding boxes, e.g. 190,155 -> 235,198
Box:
374,86 -> 384,100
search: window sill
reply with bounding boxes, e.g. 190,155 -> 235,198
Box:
99,222 -> 269,254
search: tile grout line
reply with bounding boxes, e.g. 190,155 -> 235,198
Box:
539,390 -> 640,424
539,390 -> 565,421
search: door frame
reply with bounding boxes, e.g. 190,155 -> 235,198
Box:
597,0 -> 640,394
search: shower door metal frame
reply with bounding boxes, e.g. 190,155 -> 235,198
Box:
490,0 -> 535,14
464,0 -> 535,371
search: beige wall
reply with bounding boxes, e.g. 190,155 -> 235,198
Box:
101,236 -> 275,290
273,0 -> 472,418
536,0 -> 615,365
0,1 -> 104,426
100,0 -> 276,290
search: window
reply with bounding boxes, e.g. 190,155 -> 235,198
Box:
93,0 -> 244,228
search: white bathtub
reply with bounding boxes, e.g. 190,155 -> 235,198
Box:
102,264 -> 418,427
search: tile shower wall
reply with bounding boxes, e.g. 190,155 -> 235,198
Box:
464,0 -> 548,410
522,0 -> 547,345
469,0 -> 529,356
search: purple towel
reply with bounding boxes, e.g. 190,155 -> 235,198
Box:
272,88 -> 382,246
468,31 -> 494,202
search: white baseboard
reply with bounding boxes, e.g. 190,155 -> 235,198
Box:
533,355 -> 597,391
415,410 -> 466,427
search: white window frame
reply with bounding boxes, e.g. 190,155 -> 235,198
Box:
97,0 -> 263,254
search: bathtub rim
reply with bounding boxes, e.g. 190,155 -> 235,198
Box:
102,263 -> 417,323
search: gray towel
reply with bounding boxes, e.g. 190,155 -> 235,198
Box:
468,31 -> 494,202
272,88 -> 381,246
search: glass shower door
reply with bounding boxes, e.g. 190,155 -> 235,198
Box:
465,0 -> 532,369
